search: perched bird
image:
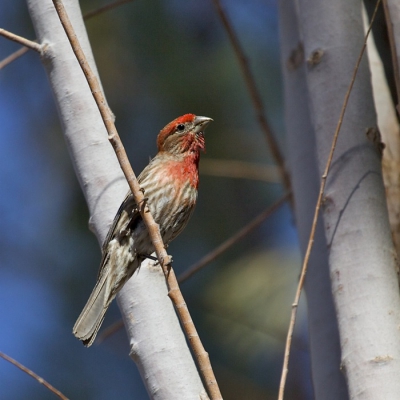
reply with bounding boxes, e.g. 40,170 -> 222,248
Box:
73,114 -> 212,346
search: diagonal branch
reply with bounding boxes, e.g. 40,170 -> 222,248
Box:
211,0 -> 291,193
0,0 -> 133,70
83,0 -> 133,20
51,1 -> 221,398
200,159 -> 280,182
0,351 -> 69,400
0,46 -> 29,70
278,1 -> 382,398
178,192 -> 290,283
0,29 -> 42,52
97,192 -> 290,343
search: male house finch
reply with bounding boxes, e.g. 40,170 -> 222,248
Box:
73,114 -> 212,346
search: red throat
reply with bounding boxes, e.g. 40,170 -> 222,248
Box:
162,152 -> 200,190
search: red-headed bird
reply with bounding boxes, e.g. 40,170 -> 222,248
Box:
73,114 -> 212,346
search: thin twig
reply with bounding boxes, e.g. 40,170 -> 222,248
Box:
382,0 -> 400,114
201,159 -> 280,182
0,46 -> 29,70
0,29 -> 42,52
99,192 -> 290,342
83,0 -> 133,20
179,192 -> 290,283
96,319 -> 125,344
201,306 -> 308,352
211,0 -> 291,193
277,1 -> 382,399
0,351 -> 69,400
51,1 -> 222,398
0,0 -> 133,70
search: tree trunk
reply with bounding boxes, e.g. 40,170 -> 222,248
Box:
27,0 -> 207,398
283,0 -> 400,397
278,1 -> 349,398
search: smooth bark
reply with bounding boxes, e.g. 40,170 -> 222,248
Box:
297,0 -> 400,398
278,1 -> 349,398
27,0 -> 207,398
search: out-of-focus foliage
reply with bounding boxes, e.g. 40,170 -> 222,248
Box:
0,0 -> 311,398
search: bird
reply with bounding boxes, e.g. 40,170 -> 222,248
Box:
73,114 -> 212,346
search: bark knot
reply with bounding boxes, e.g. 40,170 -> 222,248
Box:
287,42 -> 304,71
307,48 -> 324,67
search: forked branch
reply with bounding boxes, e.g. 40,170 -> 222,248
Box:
0,0 -> 134,70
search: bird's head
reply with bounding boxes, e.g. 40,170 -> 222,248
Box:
157,114 -> 212,155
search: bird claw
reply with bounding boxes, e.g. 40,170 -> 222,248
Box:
137,197 -> 148,212
143,254 -> 158,262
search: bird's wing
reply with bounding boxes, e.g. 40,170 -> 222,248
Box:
97,159 -> 156,277
97,192 -> 139,278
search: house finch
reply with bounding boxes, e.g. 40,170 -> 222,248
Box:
73,114 -> 212,347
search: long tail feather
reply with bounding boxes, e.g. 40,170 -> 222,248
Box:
73,269 -> 113,347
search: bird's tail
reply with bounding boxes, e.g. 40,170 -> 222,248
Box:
73,269 -> 112,347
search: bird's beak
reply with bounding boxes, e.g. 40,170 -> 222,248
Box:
194,116 -> 213,133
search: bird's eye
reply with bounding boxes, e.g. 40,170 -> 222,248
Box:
177,124 -> 185,132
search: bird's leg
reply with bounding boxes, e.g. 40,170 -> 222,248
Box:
164,255 -> 173,278
142,254 -> 158,262
137,196 -> 148,213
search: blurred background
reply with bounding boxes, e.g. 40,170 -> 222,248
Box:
0,0 -> 312,398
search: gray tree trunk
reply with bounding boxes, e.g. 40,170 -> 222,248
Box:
279,0 -> 400,398
279,1 -> 349,398
27,0 -> 207,398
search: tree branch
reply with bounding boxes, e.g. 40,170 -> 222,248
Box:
51,0 -> 221,398
179,193 -> 290,283
0,29 -> 41,52
211,0 -> 291,193
0,46 -> 29,70
0,351 -> 68,400
83,0 -> 133,20
200,159 -> 280,182
279,1 -> 348,398
27,0 -> 210,397
279,1 -> 382,398
0,0 -> 134,70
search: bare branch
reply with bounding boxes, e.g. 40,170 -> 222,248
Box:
0,351 -> 69,400
0,46 -> 29,70
211,0 -> 291,193
200,159 -> 280,182
99,192 -> 290,343
0,0 -> 133,70
51,1 -> 221,398
179,192 -> 290,283
83,0 -> 133,20
0,29 -> 41,52
278,2 -> 382,398
96,319 -> 125,344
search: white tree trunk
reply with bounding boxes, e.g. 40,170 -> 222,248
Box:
278,1 -> 349,398
294,0 -> 400,398
26,0 -> 207,398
